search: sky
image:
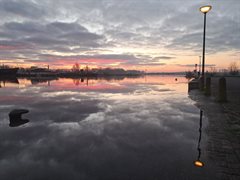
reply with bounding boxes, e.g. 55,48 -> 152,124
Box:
0,0 -> 239,72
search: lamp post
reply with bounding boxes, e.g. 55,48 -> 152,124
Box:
199,5 -> 212,90
198,56 -> 201,77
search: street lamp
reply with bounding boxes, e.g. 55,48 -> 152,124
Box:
199,5 -> 212,90
200,5 -> 212,13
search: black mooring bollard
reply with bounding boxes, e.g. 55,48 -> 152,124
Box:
218,77 -> 227,102
9,109 -> 29,127
205,77 -> 211,96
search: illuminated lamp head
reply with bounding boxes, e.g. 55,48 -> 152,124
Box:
199,5 -> 212,14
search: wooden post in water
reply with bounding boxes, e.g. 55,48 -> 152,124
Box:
199,76 -> 204,91
218,77 -> 227,102
205,77 -> 211,96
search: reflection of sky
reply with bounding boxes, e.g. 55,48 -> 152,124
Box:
0,76 -> 218,179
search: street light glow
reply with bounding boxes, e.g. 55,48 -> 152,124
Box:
200,5 -> 212,13
194,160 -> 204,167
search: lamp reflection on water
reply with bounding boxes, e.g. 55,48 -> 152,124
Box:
194,110 -> 204,167
194,160 -> 204,167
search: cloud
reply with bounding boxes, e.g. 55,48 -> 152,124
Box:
0,21 -> 107,64
0,0 -> 46,19
163,2 -> 240,53
0,77 -> 204,179
153,56 -> 176,60
24,53 -> 149,66
0,0 -> 239,69
176,64 -> 216,67
1,21 -> 104,47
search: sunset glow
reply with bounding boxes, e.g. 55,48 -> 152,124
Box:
0,0 -> 239,72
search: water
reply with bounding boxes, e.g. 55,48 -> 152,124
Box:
0,76 -> 218,180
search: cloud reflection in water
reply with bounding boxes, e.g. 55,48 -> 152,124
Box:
0,76 -> 218,179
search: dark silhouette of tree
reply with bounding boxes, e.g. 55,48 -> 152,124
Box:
72,63 -> 80,72
228,62 -> 239,75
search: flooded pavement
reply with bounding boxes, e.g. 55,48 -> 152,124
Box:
0,76 -> 219,180
189,89 -> 240,180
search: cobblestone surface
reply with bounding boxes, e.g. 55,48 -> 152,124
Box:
189,90 -> 240,180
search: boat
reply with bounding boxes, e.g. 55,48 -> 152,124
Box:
0,65 -> 19,76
